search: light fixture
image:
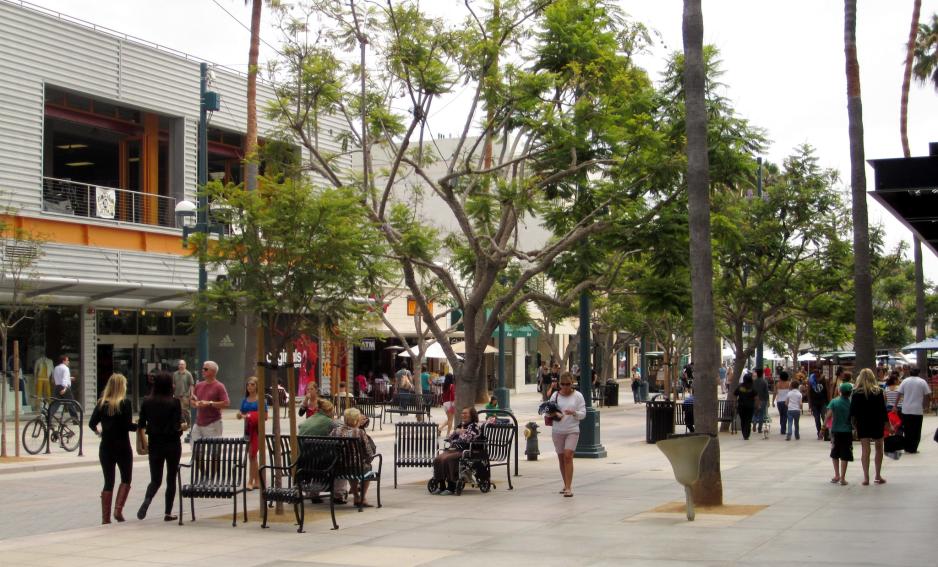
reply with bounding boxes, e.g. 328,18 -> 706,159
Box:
140,309 -> 147,316
56,143 -> 88,150
65,161 -> 95,167
128,157 -> 140,163
174,200 -> 197,230
112,308 -> 120,316
164,310 -> 172,317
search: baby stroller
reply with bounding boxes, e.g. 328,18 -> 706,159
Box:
427,436 -> 493,495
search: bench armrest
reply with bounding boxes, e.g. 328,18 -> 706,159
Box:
368,452 -> 383,474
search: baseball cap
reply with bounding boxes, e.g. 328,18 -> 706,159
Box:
839,382 -> 853,394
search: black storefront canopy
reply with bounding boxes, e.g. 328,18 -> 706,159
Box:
868,143 -> 938,256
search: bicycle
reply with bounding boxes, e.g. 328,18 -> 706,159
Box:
22,396 -> 81,454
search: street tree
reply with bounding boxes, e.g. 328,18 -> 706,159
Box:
0,221 -> 43,457
714,146 -> 850,385
682,0 -> 722,506
266,0 -> 671,407
844,0 -> 875,369
192,177 -> 389,511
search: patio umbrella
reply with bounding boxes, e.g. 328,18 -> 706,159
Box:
397,341 -> 462,360
901,337 -> 938,351
449,341 -> 498,354
797,352 -> 817,362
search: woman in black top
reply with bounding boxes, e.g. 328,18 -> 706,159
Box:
734,373 -> 758,440
850,368 -> 888,485
137,371 -> 183,521
89,373 -> 136,524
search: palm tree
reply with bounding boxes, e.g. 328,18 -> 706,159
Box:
900,1 -> 922,157
900,1 -> 926,371
913,13 -> 938,90
844,0 -> 875,370
683,0 -> 722,506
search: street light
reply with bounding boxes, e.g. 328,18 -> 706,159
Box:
495,277 -> 511,412
176,63 -> 221,369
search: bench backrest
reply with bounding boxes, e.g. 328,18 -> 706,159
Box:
479,422 -> 514,463
393,422 -> 439,465
355,397 -> 379,417
392,394 -> 431,413
188,437 -> 246,488
718,399 -> 736,421
266,434 -> 372,480
294,436 -> 339,486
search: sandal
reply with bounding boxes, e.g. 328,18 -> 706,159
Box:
839,480 -> 848,486
830,478 -> 840,484
563,490 -> 573,498
874,478 -> 886,484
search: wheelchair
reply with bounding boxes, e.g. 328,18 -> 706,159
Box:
427,437 -> 493,495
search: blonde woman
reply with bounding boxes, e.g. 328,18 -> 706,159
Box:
236,376 -> 265,490
849,368 -> 888,485
89,373 -> 136,524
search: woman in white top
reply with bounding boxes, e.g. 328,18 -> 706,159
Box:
546,372 -> 586,498
785,380 -> 803,440
772,371 -> 792,436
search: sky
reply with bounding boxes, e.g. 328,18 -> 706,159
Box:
21,0 -> 938,279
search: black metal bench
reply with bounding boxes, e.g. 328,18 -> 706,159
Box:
177,437 -> 248,527
393,421 -> 439,488
383,393 -> 432,424
479,421 -> 515,490
718,399 -> 737,434
260,436 -> 339,532
355,397 -> 384,430
265,434 -> 383,523
477,409 -> 520,480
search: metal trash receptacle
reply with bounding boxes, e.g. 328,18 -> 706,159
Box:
604,381 -> 619,406
646,399 -> 675,444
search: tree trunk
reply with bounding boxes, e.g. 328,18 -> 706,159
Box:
683,0 -> 722,506
900,0 -> 922,157
242,0 -> 263,386
901,1 -> 926,371
844,0 -> 876,371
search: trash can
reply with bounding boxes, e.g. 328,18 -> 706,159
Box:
646,399 -> 675,444
604,381 -> 619,406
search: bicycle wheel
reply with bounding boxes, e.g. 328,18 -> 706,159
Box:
59,417 -> 81,452
22,418 -> 47,455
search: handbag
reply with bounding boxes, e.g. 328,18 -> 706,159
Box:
135,428 -> 148,456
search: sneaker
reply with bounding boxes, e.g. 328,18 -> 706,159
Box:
785,436 -> 791,441
439,490 -> 452,496
795,435 -> 800,440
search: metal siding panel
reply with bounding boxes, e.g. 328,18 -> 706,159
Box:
119,42 -> 199,117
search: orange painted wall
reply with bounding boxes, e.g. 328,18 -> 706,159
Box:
2,214 -> 190,256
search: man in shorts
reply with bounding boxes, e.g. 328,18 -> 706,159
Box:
190,361 -> 229,441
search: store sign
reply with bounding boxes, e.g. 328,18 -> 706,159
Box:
265,349 -> 303,368
361,338 -> 376,351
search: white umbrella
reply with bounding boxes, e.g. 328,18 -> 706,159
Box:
797,352 -> 818,362
901,337 -> 938,351
397,341 -> 462,360
449,341 -> 498,354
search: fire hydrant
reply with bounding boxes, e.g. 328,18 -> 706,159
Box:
524,421 -> 540,460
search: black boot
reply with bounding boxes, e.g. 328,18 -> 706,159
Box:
137,496 -> 152,520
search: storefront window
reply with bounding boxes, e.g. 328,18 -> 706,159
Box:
139,311 -> 173,335
97,310 -> 138,335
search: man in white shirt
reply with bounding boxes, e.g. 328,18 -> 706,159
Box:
896,368 -> 932,453
50,355 -> 78,419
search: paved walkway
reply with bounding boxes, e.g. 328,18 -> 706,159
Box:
0,392 -> 934,566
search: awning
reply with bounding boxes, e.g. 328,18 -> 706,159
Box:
901,337 -> 938,351
0,275 -> 195,308
869,146 -> 938,256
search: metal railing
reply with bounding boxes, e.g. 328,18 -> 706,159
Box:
43,177 -> 176,228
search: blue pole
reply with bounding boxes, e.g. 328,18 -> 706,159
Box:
197,62 -> 209,366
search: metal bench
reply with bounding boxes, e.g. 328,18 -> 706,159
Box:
477,409 -> 520,481
718,399 -> 737,434
265,434 -> 382,521
260,436 -> 339,532
177,437 -> 248,527
393,421 -> 439,488
383,393 -> 432,424
355,397 -> 384,430
479,421 -> 516,490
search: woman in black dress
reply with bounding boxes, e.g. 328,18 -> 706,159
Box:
137,371 -> 183,521
849,368 -> 888,485
734,373 -> 758,440
89,373 -> 136,524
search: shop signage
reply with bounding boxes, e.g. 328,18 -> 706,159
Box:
361,338 -> 376,351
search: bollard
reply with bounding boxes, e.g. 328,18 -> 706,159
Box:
523,421 -> 540,460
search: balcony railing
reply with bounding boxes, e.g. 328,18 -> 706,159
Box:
42,177 -> 177,228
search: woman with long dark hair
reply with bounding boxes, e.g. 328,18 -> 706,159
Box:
89,373 -> 135,524
137,371 -> 183,521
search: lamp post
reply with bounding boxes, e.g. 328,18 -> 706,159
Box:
573,170 -> 606,458
495,277 -> 511,411
175,62 -> 221,366
753,157 -> 764,374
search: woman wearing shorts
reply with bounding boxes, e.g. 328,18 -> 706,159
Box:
547,372 -> 586,497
